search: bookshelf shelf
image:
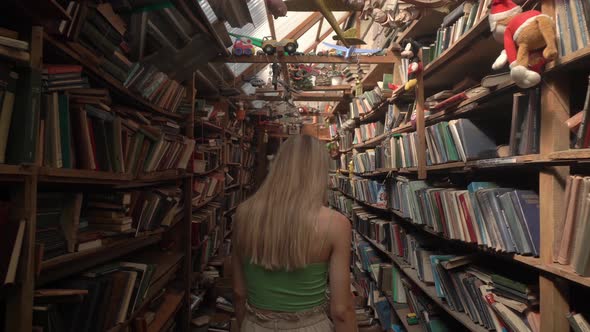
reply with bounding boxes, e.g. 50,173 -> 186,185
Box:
546,46 -> 590,73
224,183 -> 240,191
43,33 -> 183,121
192,191 -> 223,211
256,85 -> 351,93
0,164 -> 34,180
423,16 -> 503,93
216,54 -> 397,64
195,119 -> 225,132
548,149 -> 590,160
355,231 -> 487,332
390,303 -> 423,332
38,233 -> 164,285
0,45 -> 30,64
354,168 -> 394,177
38,167 -> 132,184
145,290 -> 186,332
339,148 -> 353,153
353,133 -> 389,149
359,100 -> 388,124
135,169 -> 189,183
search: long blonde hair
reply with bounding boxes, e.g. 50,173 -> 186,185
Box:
233,135 -> 330,270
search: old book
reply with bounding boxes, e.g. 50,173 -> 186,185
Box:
558,176 -> 583,264
0,218 -> 26,285
0,70 -> 17,163
6,67 -> 41,164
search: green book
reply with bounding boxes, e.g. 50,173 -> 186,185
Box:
7,67 -> 41,164
421,47 -> 432,67
58,94 -> 72,168
491,274 -> 529,294
127,131 -> 145,174
440,122 -> 459,161
382,73 -> 393,91
465,2 -> 479,33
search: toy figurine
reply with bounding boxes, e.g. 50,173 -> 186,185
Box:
400,38 -> 422,91
488,0 -> 557,88
271,62 -> 280,90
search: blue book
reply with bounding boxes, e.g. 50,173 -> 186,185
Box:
468,182 -> 498,247
512,190 -> 540,257
454,119 -> 498,160
429,255 -> 456,298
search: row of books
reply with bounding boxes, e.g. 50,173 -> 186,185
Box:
354,121 -> 385,145
384,103 -> 411,133
350,205 -> 541,332
38,80 -> 194,173
0,202 -> 25,286
242,149 -> 256,168
352,150 -> 376,174
36,189 -> 183,260
349,86 -> 385,119
389,176 -> 540,256
327,189 -> 354,217
554,175 -> 590,276
33,253 -> 176,331
555,0 -> 590,57
192,228 -> 228,272
350,177 -> 388,208
427,0 -> 491,64
0,26 -> 29,61
339,131 -> 353,150
46,3 -> 187,113
192,172 -> 225,207
191,202 -> 223,247
376,132 -> 420,169
224,143 -> 242,164
224,190 -> 243,211
194,145 -> 221,174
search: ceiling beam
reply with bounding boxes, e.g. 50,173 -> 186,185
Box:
305,13 -> 352,53
232,93 -> 348,102
256,85 -> 351,93
235,12 -> 323,81
214,54 -> 395,64
314,18 -> 324,53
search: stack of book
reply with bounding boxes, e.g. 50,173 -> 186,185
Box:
428,0 -> 491,63
42,65 -> 89,92
85,192 -> 133,233
194,145 -> 221,174
378,133 -> 420,169
38,78 -> 194,173
130,187 -> 183,234
33,260 -> 159,331
350,177 -> 388,208
384,104 -> 410,132
0,202 -> 26,286
554,175 -> 590,276
224,190 -> 243,211
355,121 -> 384,144
555,0 -> 590,57
192,172 -> 224,206
0,27 -> 29,61
429,256 -> 539,331
349,87 -> 384,118
352,150 -> 376,174
36,193 -> 76,260
425,118 -> 499,165
225,144 -> 242,164
328,190 -> 354,217
567,312 -> 590,331
389,176 -> 540,256
339,131 -> 353,150
191,202 -> 223,247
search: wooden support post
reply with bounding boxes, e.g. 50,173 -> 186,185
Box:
416,50 -> 426,179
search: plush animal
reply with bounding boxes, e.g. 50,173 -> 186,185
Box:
400,38 -> 422,91
265,0 -> 287,19
488,0 -> 557,88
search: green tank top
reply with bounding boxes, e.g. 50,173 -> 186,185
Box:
243,261 -> 329,312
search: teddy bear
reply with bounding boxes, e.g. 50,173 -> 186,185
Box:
488,0 -> 558,89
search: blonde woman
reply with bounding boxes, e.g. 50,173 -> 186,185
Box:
232,135 -> 357,331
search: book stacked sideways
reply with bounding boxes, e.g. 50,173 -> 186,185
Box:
191,202 -> 223,247
355,121 -> 385,145
35,189 -> 184,262
192,172 -> 225,207
350,86 -> 385,119
389,176 -> 540,256
0,27 -> 29,62
0,202 -> 25,286
554,175 -> 590,276
193,145 -> 221,174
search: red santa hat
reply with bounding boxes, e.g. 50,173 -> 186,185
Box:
488,0 -> 523,31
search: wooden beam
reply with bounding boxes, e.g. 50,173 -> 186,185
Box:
256,85 -> 351,93
217,54 -> 395,64
314,19 -> 324,53
238,13 -> 323,82
233,93 -> 347,102
305,13 -> 352,53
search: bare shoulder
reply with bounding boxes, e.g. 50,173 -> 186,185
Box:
319,207 -> 351,238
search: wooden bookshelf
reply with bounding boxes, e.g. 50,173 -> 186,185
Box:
38,232 -> 164,285
216,54 -> 396,64
43,33 -> 183,120
146,290 -> 186,332
546,46 -> 590,72
390,303 -> 422,332
0,45 -> 30,64
353,133 -> 389,149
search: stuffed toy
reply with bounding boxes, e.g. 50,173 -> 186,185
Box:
488,0 -> 557,89
401,38 -> 423,91
265,0 -> 287,19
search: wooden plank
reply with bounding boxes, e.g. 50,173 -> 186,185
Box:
416,50 -> 426,179
256,85 -> 351,93
546,46 -> 590,72
235,93 -> 346,102
145,291 -> 185,332
539,0 -> 571,327
0,45 -> 30,64
353,133 -> 388,149
0,164 -> 34,177
218,54 -> 395,64
548,149 -> 590,160
305,13 -> 352,53
395,9 -> 446,43
38,233 -> 163,285
43,33 -> 183,120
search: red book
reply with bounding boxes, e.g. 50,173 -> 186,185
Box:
86,118 -> 99,171
431,92 -> 467,113
393,224 -> 404,256
458,193 -> 478,243
433,191 -> 449,238
43,65 -> 83,75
